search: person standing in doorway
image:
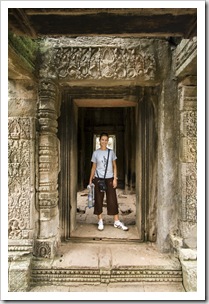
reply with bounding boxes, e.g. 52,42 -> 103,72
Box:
89,132 -> 128,231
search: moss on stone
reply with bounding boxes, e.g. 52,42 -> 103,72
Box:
8,31 -> 38,70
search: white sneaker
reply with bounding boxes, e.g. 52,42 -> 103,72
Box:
114,221 -> 129,231
98,221 -> 104,231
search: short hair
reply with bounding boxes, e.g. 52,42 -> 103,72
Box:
99,132 -> 109,139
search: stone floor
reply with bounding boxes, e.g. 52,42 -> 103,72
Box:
30,282 -> 185,292
29,190 -> 185,294
74,189 -> 138,240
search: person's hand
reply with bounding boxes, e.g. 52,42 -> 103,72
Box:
113,178 -> 117,188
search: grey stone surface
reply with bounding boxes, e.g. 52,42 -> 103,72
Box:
9,257 -> 31,292
179,248 -> 197,261
30,282 -> 185,292
181,260 -> 197,292
7,33 -> 197,294
29,242 -> 184,293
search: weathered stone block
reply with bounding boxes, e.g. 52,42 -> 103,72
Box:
175,37 -> 197,78
9,256 -> 31,291
179,86 -> 197,111
180,222 -> 197,249
180,260 -> 197,292
179,137 -> 197,162
178,248 -> 197,261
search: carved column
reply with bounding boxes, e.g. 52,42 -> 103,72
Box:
35,79 -> 60,258
178,80 -> 197,248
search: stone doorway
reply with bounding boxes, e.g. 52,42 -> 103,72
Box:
58,87 -> 158,243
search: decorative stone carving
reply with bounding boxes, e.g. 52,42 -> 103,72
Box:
38,79 -> 60,209
180,163 -> 197,223
180,111 -> 197,138
41,46 -> 156,81
179,86 -> 197,111
34,241 -> 51,258
178,80 -> 197,229
180,138 -> 197,162
35,79 -> 60,258
8,118 -> 35,240
31,267 -> 182,284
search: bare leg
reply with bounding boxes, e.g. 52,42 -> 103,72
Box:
114,214 -> 119,221
98,214 -> 103,220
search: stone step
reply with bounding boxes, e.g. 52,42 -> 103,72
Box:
30,242 -> 184,290
29,282 -> 185,292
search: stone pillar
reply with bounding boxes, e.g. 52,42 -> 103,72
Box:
35,79 -> 60,258
172,37 -> 197,292
178,79 -> 197,248
157,78 -> 179,252
8,80 -> 37,291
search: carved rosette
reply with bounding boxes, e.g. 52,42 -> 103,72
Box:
34,241 -> 52,258
8,117 -> 35,240
179,85 -> 197,223
42,46 -> 156,81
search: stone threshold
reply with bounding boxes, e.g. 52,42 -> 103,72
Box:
30,242 -> 183,289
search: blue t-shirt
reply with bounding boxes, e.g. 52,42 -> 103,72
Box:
91,149 -> 117,179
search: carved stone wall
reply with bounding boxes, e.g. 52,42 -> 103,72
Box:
8,80 -> 38,291
8,80 -> 38,251
8,117 -> 35,242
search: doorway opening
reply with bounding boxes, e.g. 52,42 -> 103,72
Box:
75,129 -> 138,241
58,87 -> 158,243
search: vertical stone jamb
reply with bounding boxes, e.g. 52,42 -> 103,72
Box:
35,79 -> 60,258
178,81 -> 197,247
173,37 -> 197,292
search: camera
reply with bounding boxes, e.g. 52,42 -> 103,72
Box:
98,179 -> 107,192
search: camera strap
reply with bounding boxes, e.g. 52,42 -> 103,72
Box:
96,148 -> 110,179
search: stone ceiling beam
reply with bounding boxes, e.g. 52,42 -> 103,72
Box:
8,8 -> 197,39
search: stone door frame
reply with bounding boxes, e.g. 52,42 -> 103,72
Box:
39,83 -> 159,243
35,38 -> 187,255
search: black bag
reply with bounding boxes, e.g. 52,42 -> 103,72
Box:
97,179 -> 107,192
96,149 -> 110,193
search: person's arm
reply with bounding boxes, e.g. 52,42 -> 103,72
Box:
113,160 -> 118,188
89,162 -> 97,185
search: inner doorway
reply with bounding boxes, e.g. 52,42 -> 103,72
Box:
58,87 -> 158,243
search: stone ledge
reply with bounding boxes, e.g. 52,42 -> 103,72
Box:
178,248 -> 197,261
